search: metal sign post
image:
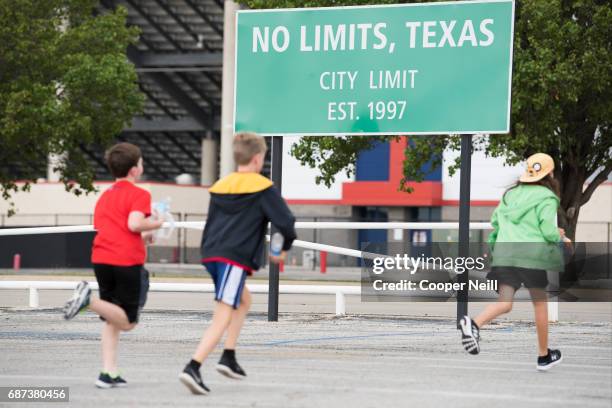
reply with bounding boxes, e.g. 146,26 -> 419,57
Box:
456,134 -> 473,326
268,136 -> 283,321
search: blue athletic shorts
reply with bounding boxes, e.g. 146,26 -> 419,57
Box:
203,261 -> 247,309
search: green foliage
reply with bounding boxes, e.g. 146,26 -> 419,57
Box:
0,0 -> 144,210
245,0 -> 612,237
291,135 -> 393,186
488,0 -> 611,172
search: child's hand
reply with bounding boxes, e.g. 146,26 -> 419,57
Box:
149,209 -> 164,227
558,228 -> 566,237
150,208 -> 168,230
153,218 -> 165,229
270,251 -> 286,264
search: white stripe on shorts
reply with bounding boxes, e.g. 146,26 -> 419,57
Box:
217,263 -> 231,298
221,265 -> 244,307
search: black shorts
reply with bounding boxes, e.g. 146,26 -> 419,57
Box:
93,264 -> 149,324
487,266 -> 548,292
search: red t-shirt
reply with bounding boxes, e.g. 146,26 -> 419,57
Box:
91,180 -> 151,266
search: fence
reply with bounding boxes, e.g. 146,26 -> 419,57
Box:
0,221 -> 468,317
0,221 -> 494,315
0,220 -> 566,321
0,280 -> 359,315
2,214 -> 609,266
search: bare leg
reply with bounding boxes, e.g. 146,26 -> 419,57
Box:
192,302 -> 233,363
474,284 -> 516,328
224,288 -> 252,350
101,322 -> 121,373
529,288 -> 549,356
89,298 -> 136,331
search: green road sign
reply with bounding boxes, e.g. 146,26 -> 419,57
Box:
235,0 -> 515,136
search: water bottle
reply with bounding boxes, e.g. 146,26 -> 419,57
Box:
153,197 -> 171,217
152,197 -> 174,240
270,232 -> 284,257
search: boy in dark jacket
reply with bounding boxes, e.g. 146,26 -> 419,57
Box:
179,132 -> 296,395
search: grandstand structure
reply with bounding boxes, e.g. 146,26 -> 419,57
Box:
97,0 -> 229,183
15,0 -> 253,184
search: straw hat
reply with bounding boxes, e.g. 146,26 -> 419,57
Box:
519,153 -> 555,183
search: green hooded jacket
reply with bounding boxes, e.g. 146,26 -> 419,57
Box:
488,184 -> 564,271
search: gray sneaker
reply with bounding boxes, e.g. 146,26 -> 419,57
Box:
63,281 -> 91,320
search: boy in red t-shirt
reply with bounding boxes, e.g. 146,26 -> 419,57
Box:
63,143 -> 163,389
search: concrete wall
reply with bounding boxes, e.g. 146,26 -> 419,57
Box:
575,183 -> 612,242
282,136 -> 353,200
0,182 -> 211,264
443,144 -> 523,201
0,182 -> 209,223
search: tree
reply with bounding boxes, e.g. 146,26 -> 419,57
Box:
0,0 -> 144,211
245,0 -> 612,240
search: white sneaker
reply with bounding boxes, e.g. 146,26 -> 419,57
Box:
459,316 -> 480,355
63,281 -> 91,320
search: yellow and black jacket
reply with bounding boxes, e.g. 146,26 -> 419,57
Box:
201,172 -> 296,271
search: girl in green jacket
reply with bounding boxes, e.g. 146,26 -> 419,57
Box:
459,153 -> 569,371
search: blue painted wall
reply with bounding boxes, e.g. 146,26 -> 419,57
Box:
355,140 -> 442,182
356,141 -> 389,181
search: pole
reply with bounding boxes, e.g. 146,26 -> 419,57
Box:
200,136 -> 219,185
219,0 -> 238,177
456,134 -> 472,328
268,136 -> 283,321
320,251 -> 327,274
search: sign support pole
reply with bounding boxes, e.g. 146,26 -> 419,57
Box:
456,134 -> 472,327
220,0 -> 238,177
268,136 -> 283,321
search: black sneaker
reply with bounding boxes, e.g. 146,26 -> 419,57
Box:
459,316 -> 480,355
216,355 -> 247,380
537,349 -> 563,371
63,281 -> 91,320
95,372 -> 114,389
111,374 -> 127,387
179,364 -> 210,395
